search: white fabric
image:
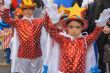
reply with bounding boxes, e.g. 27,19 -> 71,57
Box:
83,34 -> 97,73
47,35 -> 60,73
45,2 -> 64,23
40,26 -> 48,60
41,27 -> 60,73
18,57 -> 42,73
95,8 -> 110,27
42,0 -> 53,4
4,0 -> 12,8
10,28 -> 20,73
85,44 -> 96,73
0,18 -> 2,21
81,0 -> 94,8
58,71 -> 63,73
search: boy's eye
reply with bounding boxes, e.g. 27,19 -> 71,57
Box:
76,26 -> 82,28
68,26 -> 82,29
68,26 -> 74,28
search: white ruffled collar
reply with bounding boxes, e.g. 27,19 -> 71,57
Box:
59,31 -> 87,40
22,15 -> 34,20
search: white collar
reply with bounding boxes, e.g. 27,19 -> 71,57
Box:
59,31 -> 83,40
22,15 -> 34,20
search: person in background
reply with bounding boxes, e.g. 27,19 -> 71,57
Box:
98,19 -> 110,73
0,27 -> 12,67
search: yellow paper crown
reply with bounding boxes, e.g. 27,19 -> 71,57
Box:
58,3 -> 86,18
20,0 -> 36,8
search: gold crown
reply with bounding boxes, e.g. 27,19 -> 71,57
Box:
20,0 -> 36,8
58,3 -> 87,18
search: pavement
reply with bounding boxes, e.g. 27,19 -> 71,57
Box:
0,50 -> 11,73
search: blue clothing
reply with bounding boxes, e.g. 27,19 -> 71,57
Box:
0,21 -> 11,30
6,48 -> 11,64
53,0 -> 75,7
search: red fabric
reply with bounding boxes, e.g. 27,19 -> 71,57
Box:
45,17 -> 103,73
12,0 -> 18,9
3,9 -> 46,59
0,0 -> 3,18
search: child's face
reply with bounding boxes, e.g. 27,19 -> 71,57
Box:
22,8 -> 34,18
67,21 -> 83,38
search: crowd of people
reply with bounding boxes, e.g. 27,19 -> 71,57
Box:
0,0 -> 110,73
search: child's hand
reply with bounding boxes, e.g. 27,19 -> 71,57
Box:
45,2 -> 64,24
95,8 -> 110,27
4,0 -> 12,9
103,26 -> 110,34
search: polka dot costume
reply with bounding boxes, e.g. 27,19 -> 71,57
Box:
44,17 -> 103,73
3,9 -> 46,59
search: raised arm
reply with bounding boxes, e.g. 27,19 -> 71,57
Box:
2,0 -> 18,27
86,8 -> 110,46
3,9 -> 18,27
44,14 -> 65,44
85,26 -> 103,46
43,1 -> 65,43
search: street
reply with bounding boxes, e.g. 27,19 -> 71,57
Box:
0,50 -> 10,73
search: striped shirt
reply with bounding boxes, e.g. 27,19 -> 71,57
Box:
0,28 -> 12,49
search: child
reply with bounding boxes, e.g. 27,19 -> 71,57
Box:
44,7 -> 110,73
0,28 -> 12,67
2,0 -> 55,73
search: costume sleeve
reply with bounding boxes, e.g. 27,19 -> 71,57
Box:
3,9 -> 18,27
44,14 -> 65,44
85,26 -> 103,46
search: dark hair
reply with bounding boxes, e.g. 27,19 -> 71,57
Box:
34,0 -> 44,8
66,19 -> 84,27
107,18 -> 110,27
18,15 -> 23,19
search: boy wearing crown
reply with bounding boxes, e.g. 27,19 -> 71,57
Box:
1,0 -> 50,73
43,2 -> 110,73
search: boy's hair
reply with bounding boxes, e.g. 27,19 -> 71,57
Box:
66,19 -> 84,27
107,18 -> 110,27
